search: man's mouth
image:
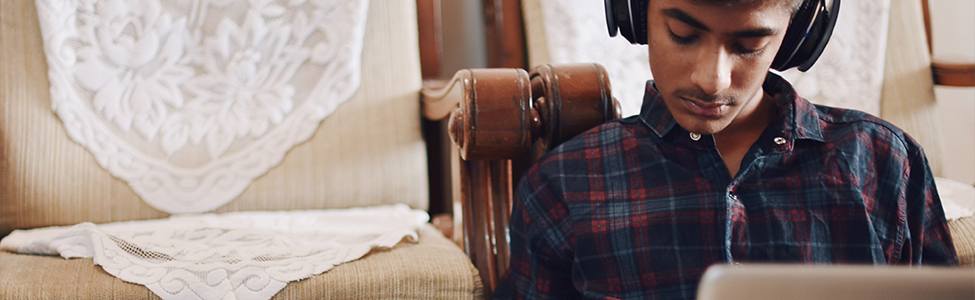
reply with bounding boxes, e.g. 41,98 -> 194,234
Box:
682,97 -> 727,117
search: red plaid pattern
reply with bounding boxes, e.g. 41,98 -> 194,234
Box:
493,73 -> 958,300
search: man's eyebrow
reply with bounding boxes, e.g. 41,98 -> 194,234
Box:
661,8 -> 779,38
662,8 -> 709,32
731,28 -> 778,38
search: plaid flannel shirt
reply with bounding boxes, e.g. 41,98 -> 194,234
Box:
492,73 -> 958,300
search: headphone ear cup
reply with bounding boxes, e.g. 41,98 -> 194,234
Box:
605,0 -> 620,38
771,0 -> 819,70
771,0 -> 840,71
629,0 -> 648,45
605,0 -> 648,45
795,0 -> 839,71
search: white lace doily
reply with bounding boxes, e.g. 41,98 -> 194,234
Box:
0,204 -> 429,300
936,177 -> 975,220
35,0 -> 369,213
534,0 -> 890,117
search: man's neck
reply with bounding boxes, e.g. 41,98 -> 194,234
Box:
713,92 -> 776,177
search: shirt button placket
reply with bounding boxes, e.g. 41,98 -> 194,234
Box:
725,188 -> 743,262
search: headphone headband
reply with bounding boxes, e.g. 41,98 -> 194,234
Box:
605,0 -> 840,72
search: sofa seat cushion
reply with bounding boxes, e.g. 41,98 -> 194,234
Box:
949,216 -> 975,267
0,224 -> 483,300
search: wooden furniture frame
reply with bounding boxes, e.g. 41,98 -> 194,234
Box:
415,0 -> 530,222
421,63 -> 619,294
921,0 -> 975,87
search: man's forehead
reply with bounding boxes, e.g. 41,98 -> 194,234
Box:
654,0 -> 795,29
662,8 -> 782,37
657,0 -> 799,17
686,0 -> 800,11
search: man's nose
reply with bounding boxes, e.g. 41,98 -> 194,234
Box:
690,47 -> 732,96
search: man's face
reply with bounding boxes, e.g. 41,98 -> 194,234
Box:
647,0 -> 792,134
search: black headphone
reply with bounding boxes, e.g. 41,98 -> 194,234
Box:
605,0 -> 840,71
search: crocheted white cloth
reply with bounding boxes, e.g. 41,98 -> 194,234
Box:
0,205 -> 429,300
937,177 -> 975,220
34,0 -> 369,214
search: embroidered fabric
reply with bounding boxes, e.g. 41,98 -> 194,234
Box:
534,0 -> 889,117
0,205 -> 429,300
34,0 -> 369,213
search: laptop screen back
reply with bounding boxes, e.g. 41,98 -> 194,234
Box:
696,264 -> 974,300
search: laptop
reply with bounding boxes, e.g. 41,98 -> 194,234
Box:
696,264 -> 974,300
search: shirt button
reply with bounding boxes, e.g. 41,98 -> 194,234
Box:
773,137 -> 786,145
689,132 -> 702,141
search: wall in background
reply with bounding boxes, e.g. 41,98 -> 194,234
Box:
439,0 -> 488,77
930,0 -> 975,185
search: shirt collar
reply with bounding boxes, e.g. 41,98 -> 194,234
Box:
638,73 -> 825,144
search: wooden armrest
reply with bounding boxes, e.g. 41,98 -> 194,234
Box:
421,63 -> 619,294
422,68 -> 534,159
422,64 -> 621,159
932,57 -> 975,87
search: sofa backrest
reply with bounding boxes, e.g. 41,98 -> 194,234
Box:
0,0 -> 428,237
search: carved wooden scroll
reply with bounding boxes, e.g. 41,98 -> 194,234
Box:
421,63 -> 620,295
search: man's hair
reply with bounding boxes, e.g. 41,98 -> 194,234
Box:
688,0 -> 805,14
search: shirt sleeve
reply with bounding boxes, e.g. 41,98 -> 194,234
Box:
900,143 -> 959,265
492,164 -> 579,299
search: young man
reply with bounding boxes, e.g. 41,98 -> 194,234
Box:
492,0 -> 958,299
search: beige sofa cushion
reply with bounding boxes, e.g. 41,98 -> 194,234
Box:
0,0 -> 428,237
949,216 -> 975,267
0,224 -> 483,299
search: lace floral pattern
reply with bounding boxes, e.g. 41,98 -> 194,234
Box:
535,0 -> 889,117
35,0 -> 369,213
0,205 -> 429,300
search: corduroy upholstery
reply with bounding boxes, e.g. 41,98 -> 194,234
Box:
948,217 -> 975,267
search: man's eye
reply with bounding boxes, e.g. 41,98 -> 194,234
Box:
733,44 -> 765,57
668,30 -> 697,45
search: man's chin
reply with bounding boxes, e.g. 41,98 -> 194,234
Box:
674,118 -> 730,135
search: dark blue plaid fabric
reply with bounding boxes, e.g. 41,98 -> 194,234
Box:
493,73 -> 958,300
